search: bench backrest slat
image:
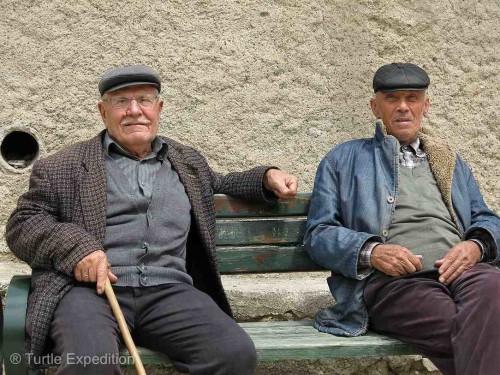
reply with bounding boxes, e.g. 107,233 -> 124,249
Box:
216,219 -> 306,246
217,246 -> 323,273
214,193 -> 310,217
214,193 -> 321,273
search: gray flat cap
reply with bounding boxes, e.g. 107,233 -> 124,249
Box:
373,63 -> 430,93
98,64 -> 161,95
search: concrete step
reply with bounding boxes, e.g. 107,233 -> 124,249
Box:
222,271 -> 334,321
0,264 -> 334,321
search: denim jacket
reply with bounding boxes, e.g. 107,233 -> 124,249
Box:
304,121 -> 500,336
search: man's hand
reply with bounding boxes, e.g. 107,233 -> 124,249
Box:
371,244 -> 423,276
263,169 -> 298,199
434,241 -> 481,284
73,250 -> 118,294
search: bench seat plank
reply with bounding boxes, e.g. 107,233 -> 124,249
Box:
241,321 -> 418,360
120,321 -> 418,365
121,348 -> 170,366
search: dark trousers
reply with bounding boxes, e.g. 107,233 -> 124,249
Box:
364,263 -> 500,375
49,283 -> 257,375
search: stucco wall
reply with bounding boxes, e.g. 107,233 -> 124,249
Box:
1,0 -> 499,257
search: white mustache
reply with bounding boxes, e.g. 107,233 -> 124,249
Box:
121,118 -> 150,126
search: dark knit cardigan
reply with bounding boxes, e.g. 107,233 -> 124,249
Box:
6,131 -> 273,358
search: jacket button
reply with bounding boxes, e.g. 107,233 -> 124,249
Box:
382,230 -> 388,237
387,196 -> 395,204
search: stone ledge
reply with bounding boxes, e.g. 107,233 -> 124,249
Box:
0,266 -> 334,322
101,356 -> 439,375
0,261 -> 31,296
222,272 -> 334,321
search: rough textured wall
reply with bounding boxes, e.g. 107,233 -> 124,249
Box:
1,0 -> 499,256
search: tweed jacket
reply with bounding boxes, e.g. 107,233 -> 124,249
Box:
6,131 -> 274,358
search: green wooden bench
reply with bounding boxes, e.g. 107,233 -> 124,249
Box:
3,193 -> 418,374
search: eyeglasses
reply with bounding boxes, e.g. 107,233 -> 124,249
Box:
103,94 -> 159,109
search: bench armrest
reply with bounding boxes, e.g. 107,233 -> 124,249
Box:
4,275 -> 31,375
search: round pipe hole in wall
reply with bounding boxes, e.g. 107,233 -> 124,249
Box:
0,130 -> 40,170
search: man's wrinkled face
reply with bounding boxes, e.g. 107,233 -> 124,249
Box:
98,85 -> 163,154
370,90 -> 429,144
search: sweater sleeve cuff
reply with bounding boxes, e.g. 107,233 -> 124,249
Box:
466,228 -> 496,263
467,238 -> 485,262
357,241 -> 381,276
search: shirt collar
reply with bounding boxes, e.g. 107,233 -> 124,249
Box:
401,137 -> 426,157
103,131 -> 167,160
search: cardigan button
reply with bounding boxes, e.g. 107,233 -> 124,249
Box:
387,196 -> 395,204
382,230 -> 388,237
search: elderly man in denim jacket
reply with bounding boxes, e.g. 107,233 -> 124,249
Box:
304,63 -> 500,375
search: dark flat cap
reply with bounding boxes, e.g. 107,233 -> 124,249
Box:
98,64 -> 161,96
373,63 -> 429,93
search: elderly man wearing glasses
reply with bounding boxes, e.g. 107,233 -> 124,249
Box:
7,64 -> 298,374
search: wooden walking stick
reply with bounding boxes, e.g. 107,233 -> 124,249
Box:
104,278 -> 147,375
